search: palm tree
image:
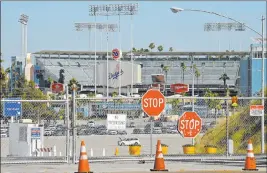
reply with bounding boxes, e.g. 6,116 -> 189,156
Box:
58,69 -> 65,84
169,47 -> 173,52
68,78 -> 79,91
132,47 -> 137,52
180,62 -> 186,83
47,77 -> 53,88
0,62 -> 10,97
219,73 -> 230,96
194,67 -> 201,95
157,45 -> 163,52
149,43 -> 155,52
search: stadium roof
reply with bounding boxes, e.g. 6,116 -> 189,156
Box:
33,50 -> 250,56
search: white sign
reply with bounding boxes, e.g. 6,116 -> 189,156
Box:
250,105 -> 264,116
107,114 -> 126,130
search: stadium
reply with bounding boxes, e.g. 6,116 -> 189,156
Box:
9,42 -> 266,97
26,50 -> 248,96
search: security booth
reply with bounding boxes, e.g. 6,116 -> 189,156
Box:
9,119 -> 44,157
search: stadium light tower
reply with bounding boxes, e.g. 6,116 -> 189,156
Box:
75,22 -> 117,96
204,22 -> 246,32
18,14 -> 29,68
89,3 -> 138,97
170,7 -> 266,154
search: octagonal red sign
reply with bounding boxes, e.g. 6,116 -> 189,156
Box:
141,89 -> 165,117
178,111 -> 202,138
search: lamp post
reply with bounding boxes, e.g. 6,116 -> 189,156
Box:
75,22 -> 117,96
170,7 -> 265,153
18,14 -> 29,68
89,3 -> 138,97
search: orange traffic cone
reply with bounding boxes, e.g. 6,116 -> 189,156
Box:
75,140 -> 93,173
150,140 -> 168,172
242,139 -> 258,171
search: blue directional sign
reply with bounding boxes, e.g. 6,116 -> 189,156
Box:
31,128 -> 41,139
3,98 -> 22,117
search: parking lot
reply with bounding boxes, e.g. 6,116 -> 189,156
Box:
0,117 -> 218,158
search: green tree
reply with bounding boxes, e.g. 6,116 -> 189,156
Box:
169,47 -> 173,52
219,73 -> 230,96
181,62 -> 186,83
204,89 -> 222,122
149,43 -> 155,52
193,64 -> 201,95
0,64 -> 10,97
157,45 -> 163,52
132,47 -> 137,52
58,69 -> 65,84
68,78 -> 79,91
47,77 -> 54,87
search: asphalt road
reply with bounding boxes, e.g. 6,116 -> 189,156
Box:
1,161 -> 266,173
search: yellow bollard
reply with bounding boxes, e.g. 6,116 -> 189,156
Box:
115,147 -> 119,156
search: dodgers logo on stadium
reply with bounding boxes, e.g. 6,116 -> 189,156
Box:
109,64 -> 124,81
112,48 -> 121,61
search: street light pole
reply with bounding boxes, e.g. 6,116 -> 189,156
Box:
260,15 -> 265,154
170,6 -> 266,153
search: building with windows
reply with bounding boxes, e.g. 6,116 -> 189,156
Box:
9,56 -> 24,92
31,50 -> 249,96
240,43 -> 267,96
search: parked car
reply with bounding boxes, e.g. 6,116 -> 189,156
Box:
87,121 -> 95,127
53,130 -> 65,136
153,128 -> 162,134
108,130 -> 118,135
94,129 -> 107,135
1,132 -> 8,138
132,128 -> 144,134
48,125 -> 56,131
166,128 -> 179,134
118,137 -> 140,146
44,130 -> 53,136
117,130 -> 127,135
127,122 -> 135,128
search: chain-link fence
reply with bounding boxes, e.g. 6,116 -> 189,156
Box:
1,96 -> 266,163
1,99 -> 68,161
74,96 -> 266,158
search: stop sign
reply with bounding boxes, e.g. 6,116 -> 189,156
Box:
142,89 -> 165,117
178,111 -> 202,138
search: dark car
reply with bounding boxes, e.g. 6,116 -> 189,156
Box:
132,128 -> 144,134
117,130 -> 127,135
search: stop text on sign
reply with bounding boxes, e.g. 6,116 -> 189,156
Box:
179,119 -> 200,130
178,111 -> 202,138
141,89 -> 166,117
143,98 -> 164,108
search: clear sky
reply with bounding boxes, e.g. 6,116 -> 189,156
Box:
1,1 -> 266,68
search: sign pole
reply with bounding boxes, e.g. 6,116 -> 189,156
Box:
141,89 -> 166,158
226,100 -> 229,157
150,118 -> 153,157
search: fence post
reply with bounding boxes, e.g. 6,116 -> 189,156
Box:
65,85 -> 70,163
72,87 -> 77,164
226,98 -> 229,157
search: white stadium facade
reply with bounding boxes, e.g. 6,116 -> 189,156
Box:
32,50 -> 249,96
